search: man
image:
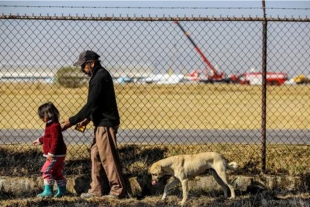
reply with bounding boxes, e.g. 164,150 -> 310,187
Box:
61,50 -> 127,199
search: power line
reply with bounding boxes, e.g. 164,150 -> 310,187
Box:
0,5 -> 309,11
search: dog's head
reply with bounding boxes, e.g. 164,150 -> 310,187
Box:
149,162 -> 165,185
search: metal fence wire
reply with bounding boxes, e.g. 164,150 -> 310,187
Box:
0,14 -> 310,178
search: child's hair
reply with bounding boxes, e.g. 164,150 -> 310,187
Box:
38,102 -> 60,121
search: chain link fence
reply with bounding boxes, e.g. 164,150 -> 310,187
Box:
0,14 -> 309,178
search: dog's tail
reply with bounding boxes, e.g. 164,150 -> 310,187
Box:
227,161 -> 238,170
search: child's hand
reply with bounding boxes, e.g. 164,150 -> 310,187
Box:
61,119 -> 72,131
46,155 -> 53,161
32,139 -> 40,146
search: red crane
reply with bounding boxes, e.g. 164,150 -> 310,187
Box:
174,21 -> 225,83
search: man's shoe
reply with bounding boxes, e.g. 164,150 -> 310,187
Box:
80,193 -> 95,199
102,194 -> 119,199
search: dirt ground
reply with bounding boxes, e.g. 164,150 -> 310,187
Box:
1,190 -> 310,207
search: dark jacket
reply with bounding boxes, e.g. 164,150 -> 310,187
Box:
39,121 -> 67,157
69,64 -> 120,127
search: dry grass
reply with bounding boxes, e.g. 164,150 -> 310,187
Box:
1,143 -> 310,177
0,82 -> 309,129
1,82 -> 310,206
0,191 -> 310,207
1,144 -> 310,206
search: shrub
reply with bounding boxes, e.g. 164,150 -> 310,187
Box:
55,66 -> 88,88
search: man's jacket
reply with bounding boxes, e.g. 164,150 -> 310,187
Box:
69,64 -> 120,127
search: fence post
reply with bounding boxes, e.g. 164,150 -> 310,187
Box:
261,0 -> 267,173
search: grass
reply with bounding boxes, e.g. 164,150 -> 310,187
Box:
0,186 -> 310,207
0,82 -> 309,129
1,143 -> 310,178
1,142 -> 310,206
1,82 -> 310,206
1,82 -> 310,177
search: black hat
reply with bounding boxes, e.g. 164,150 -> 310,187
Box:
73,50 -> 100,66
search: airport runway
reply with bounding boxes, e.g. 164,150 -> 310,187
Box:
1,129 -> 309,145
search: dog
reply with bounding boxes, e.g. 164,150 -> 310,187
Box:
149,152 -> 238,206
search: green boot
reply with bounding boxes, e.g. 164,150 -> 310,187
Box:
54,179 -> 66,198
54,185 -> 66,198
37,179 -> 54,198
37,185 -> 53,198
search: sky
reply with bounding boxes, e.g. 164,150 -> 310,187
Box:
0,1 -> 309,18
0,1 -> 309,78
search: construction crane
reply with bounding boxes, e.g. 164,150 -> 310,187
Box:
174,21 -> 226,83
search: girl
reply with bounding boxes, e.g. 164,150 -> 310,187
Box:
33,102 -> 67,198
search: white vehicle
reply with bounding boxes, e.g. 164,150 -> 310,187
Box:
145,74 -> 184,84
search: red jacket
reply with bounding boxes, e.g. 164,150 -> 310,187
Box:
39,121 -> 67,157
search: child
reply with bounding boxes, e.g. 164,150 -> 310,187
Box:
33,102 -> 67,198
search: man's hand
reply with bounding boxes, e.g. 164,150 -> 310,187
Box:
77,118 -> 90,127
61,119 -> 72,131
75,118 -> 90,133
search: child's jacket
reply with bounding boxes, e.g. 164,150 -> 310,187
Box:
39,121 -> 67,157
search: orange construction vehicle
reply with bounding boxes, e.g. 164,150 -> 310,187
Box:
174,21 -> 228,83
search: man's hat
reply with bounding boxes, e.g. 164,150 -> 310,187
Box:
73,50 -> 100,66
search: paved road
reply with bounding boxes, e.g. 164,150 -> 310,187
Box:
1,129 -> 309,145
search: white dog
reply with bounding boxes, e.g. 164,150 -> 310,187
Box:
149,152 -> 238,206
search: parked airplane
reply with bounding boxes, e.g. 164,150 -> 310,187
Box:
145,73 -> 184,84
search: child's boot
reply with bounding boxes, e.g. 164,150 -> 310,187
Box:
37,179 -> 54,198
54,179 -> 66,198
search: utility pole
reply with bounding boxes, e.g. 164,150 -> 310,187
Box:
261,0 -> 267,173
